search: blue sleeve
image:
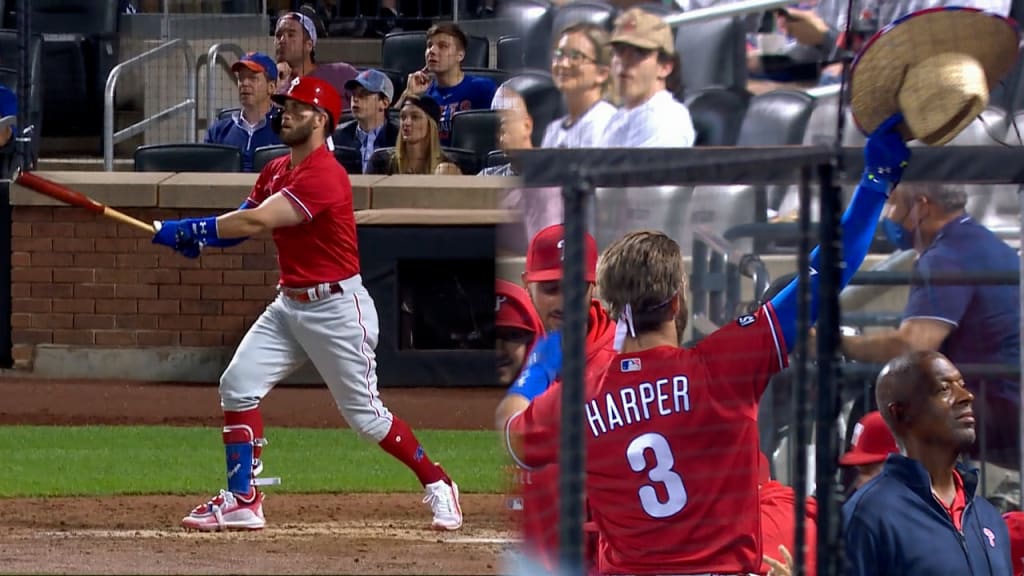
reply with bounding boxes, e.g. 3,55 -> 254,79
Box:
204,125 -> 215,144
201,200 -> 252,248
770,175 -> 890,352
903,253 -> 968,327
844,513 -> 887,576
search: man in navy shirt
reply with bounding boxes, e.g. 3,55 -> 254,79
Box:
842,182 -> 1021,471
844,350 -> 1012,576
206,52 -> 282,172
398,22 -> 496,146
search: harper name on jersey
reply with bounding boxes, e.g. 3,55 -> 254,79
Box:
586,374 -> 691,439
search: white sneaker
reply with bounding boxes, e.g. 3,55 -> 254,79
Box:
181,489 -> 266,531
423,479 -> 463,531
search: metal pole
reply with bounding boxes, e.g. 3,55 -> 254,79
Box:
816,162 -> 844,576
792,164 -> 813,576
16,0 -> 30,170
664,0 -> 792,26
558,175 -> 590,576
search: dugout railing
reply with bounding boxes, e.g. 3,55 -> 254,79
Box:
514,144 -> 1024,576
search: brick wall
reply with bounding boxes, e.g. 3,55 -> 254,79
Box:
10,206 -> 278,370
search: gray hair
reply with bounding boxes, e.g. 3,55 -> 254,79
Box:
900,182 -> 968,213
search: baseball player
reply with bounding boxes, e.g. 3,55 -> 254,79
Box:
151,77 -> 462,532
494,225 -> 617,573
504,113 -> 910,574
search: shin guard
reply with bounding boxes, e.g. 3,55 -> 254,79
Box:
223,425 -> 280,493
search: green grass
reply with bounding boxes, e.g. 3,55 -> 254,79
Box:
0,426 -> 505,498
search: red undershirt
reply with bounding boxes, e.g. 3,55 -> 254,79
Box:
933,469 -> 967,531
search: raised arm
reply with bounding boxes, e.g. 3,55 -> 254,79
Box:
770,113 -> 910,352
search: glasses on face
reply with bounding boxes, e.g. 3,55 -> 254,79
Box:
552,48 -> 596,65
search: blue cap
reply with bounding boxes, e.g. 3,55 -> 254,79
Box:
344,69 -> 395,103
231,52 -> 278,82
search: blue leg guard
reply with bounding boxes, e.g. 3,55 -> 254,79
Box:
224,425 -> 255,494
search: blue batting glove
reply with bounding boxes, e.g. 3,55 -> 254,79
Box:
152,219 -> 196,250
177,238 -> 203,259
863,113 -> 911,194
509,331 -> 563,401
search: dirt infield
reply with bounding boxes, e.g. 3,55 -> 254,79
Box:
0,379 -> 513,575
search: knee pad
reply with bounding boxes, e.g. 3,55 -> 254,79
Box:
223,425 -> 280,492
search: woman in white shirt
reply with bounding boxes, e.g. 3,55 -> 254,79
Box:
541,22 -> 618,149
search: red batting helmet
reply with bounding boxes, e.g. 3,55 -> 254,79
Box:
271,76 -> 342,128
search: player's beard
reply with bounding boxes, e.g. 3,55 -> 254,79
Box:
280,117 -> 315,146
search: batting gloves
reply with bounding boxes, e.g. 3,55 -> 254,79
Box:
862,112 -> 911,196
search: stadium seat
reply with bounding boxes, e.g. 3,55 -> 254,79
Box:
217,107 -> 240,122
30,0 -> 119,137
487,149 -> 509,168
252,144 -> 289,172
637,1 -> 682,16
333,145 -> 363,175
497,35 -> 524,71
683,86 -> 750,146
442,147 -> 482,175
366,147 -> 394,174
736,90 -> 815,146
552,1 -> 616,36
450,109 -> 501,163
463,67 -> 510,89
594,185 -> 694,253
502,0 -> 557,70
0,31 -> 43,164
502,71 -> 565,147
381,31 -> 490,76
133,143 -> 242,172
675,17 -> 748,94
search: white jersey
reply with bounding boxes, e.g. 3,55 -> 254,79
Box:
601,90 -> 696,148
541,100 -> 617,148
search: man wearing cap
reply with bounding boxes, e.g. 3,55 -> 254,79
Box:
599,7 -> 695,148
336,69 -> 398,174
274,10 -> 358,110
205,52 -> 281,172
844,350 -> 1012,576
399,22 -> 497,146
840,411 -> 900,493
151,76 -> 463,534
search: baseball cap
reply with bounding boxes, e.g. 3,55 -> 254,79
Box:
524,224 -> 598,283
404,95 -> 442,125
278,11 -> 318,47
495,279 -> 540,334
231,52 -> 278,82
611,7 -> 675,55
345,69 -> 395,104
839,411 -> 899,467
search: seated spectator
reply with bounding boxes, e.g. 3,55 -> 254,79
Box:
543,22 -> 616,148
601,8 -> 695,147
839,410 -> 900,494
485,84 -> 563,250
275,11 -> 358,109
369,95 -> 461,175
399,23 -> 497,146
337,69 -> 399,173
205,52 -> 281,172
843,351 -> 1012,575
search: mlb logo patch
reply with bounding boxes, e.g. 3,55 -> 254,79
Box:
737,314 -> 756,327
621,358 -> 641,372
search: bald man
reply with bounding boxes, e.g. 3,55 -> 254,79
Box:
479,84 -> 532,177
843,350 -> 1012,575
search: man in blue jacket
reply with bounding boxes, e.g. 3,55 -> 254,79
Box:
844,350 -> 1012,575
206,52 -> 282,172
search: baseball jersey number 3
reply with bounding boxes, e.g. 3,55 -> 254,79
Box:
627,432 -> 688,519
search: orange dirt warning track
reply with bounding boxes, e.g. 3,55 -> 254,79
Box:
0,379 -> 514,575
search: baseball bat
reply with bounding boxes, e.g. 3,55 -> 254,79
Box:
13,169 -> 158,234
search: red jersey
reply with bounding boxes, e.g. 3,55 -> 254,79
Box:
510,304 -> 787,575
760,481 -> 817,576
518,300 -> 617,572
247,145 -> 360,287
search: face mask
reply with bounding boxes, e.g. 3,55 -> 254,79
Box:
881,217 -> 914,251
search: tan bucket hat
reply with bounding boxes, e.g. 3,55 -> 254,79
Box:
850,6 -> 1019,146
610,7 -> 675,55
